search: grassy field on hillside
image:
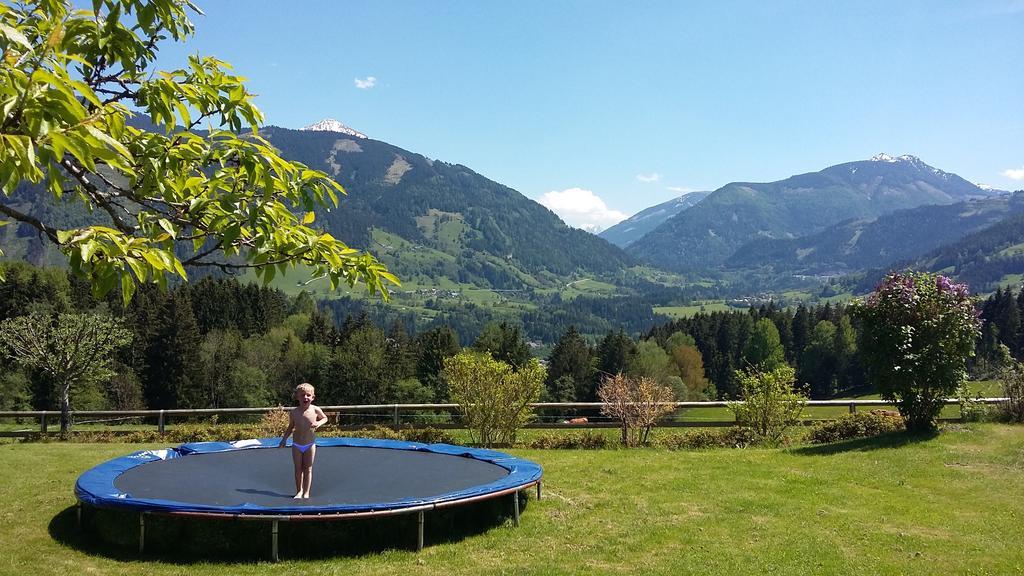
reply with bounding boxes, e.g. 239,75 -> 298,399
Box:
1,425 -> 1022,575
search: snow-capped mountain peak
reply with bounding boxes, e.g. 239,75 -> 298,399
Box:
301,119 -> 367,139
870,153 -> 934,169
870,153 -> 926,164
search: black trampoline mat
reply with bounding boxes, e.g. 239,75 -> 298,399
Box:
114,446 -> 510,509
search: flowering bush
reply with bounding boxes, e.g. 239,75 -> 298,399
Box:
852,272 -> 980,433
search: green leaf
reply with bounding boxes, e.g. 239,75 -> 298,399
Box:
302,211 -> 315,225
83,125 -> 132,160
120,273 -> 135,307
79,240 -> 96,263
0,23 -> 32,50
157,218 -> 176,238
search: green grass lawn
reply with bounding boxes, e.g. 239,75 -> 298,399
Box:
653,301 -> 733,318
2,425 -> 1023,575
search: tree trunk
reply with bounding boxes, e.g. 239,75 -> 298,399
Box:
60,382 -> 71,440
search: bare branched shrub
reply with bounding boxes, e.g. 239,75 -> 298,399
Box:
259,406 -> 291,437
1001,362 -> 1024,423
598,374 -> 676,446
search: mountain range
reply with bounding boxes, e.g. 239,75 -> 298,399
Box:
599,192 -> 709,247
257,122 -> 635,290
5,116 -> 1024,337
725,193 -> 1024,276
623,154 -> 1001,272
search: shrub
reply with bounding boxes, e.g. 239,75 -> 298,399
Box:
729,365 -> 807,446
956,384 -> 990,423
852,272 -> 980,433
526,431 -> 609,449
598,374 -> 676,446
443,351 -> 545,447
1000,362 -> 1024,423
339,425 -> 404,441
807,411 -> 905,444
657,427 -> 757,450
258,406 -> 291,437
400,427 -> 458,445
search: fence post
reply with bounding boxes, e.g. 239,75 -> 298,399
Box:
40,413 -> 47,433
158,410 -> 165,435
393,405 -> 400,428
849,403 -> 857,414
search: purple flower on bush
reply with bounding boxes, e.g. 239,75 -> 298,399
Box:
853,271 -> 981,433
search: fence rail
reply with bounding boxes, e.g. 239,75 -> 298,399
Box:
0,398 -> 1010,437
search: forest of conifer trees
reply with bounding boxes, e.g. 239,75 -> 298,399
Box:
0,261 -> 1017,413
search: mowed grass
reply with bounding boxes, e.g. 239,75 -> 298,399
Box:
2,425 -> 1024,575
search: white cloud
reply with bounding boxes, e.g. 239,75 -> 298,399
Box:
636,173 -> 661,183
354,76 -> 377,90
666,186 -> 696,194
536,187 -> 628,233
1003,167 -> 1024,180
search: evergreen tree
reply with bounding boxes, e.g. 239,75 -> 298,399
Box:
304,310 -> 333,346
146,291 -> 206,408
386,320 -> 418,381
325,324 -> 392,405
473,321 -> 531,367
993,288 -> 1020,355
596,329 -> 636,383
774,310 -> 795,363
545,326 -> 595,403
791,305 -> 811,360
833,315 -> 860,393
416,326 -> 462,401
800,320 -> 838,398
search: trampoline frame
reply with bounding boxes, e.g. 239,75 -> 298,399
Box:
75,438 -> 543,560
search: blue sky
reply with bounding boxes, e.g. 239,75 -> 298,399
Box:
158,0 -> 1024,230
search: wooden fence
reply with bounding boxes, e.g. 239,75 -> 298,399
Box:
0,398 -> 1010,437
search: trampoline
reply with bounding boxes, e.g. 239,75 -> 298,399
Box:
75,437 -> 543,559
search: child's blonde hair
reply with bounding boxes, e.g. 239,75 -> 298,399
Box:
294,383 -> 315,398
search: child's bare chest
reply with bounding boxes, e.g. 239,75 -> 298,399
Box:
293,408 -> 318,428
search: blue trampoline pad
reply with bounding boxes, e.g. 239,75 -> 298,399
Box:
76,437 -> 543,516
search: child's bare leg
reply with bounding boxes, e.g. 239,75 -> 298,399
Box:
301,445 -> 316,498
291,446 -> 304,498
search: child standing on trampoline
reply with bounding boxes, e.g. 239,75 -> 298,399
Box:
279,383 -> 329,498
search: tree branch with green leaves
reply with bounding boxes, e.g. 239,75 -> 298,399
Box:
0,0 -> 397,302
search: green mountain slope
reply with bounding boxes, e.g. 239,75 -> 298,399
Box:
258,126 -> 635,289
727,193 -> 1024,275
627,154 -> 995,272
599,192 -> 709,247
851,198 -> 1024,294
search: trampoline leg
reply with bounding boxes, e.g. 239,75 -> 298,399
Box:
537,481 -> 542,500
417,511 -> 424,552
138,513 -> 145,554
76,503 -> 82,530
513,491 -> 520,527
271,520 -> 279,562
